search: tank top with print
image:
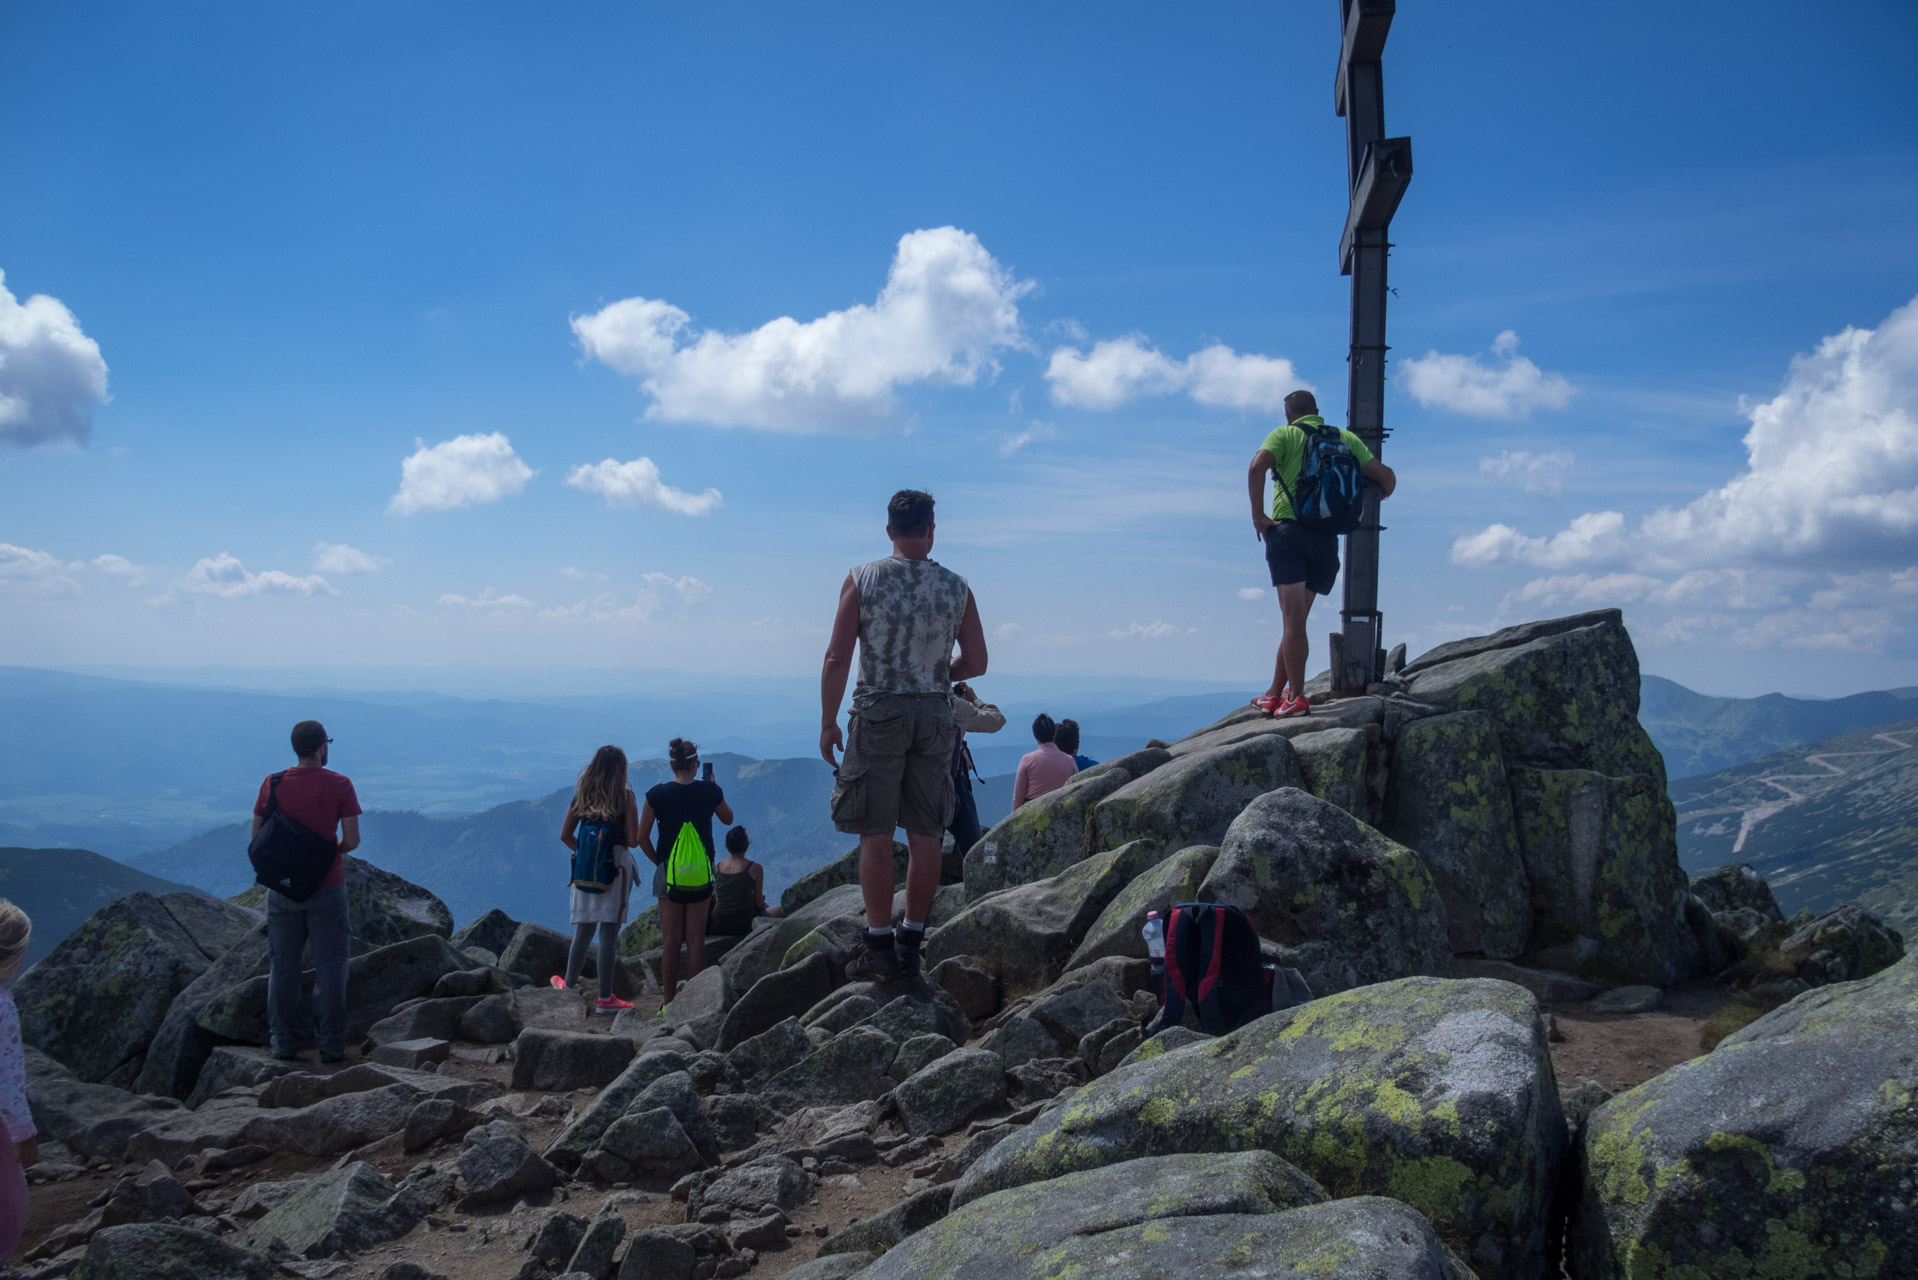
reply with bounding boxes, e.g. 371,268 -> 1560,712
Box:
850,556 -> 970,710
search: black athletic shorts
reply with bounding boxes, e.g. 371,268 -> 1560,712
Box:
1264,521 -> 1340,596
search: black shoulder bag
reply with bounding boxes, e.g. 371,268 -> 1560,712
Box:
246,772 -> 338,902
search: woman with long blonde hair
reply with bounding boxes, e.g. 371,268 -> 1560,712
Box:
557,745 -> 642,1010
0,900 -> 36,1261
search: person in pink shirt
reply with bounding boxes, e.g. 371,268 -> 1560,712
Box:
0,899 -> 36,1263
1013,713 -> 1079,809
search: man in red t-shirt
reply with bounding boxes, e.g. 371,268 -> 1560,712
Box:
250,720 -> 362,1062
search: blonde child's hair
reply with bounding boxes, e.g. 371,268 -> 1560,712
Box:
574,745 -> 630,821
0,901 -> 30,984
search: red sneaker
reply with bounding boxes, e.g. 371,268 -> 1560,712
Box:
595,995 -> 635,1011
1276,694 -> 1311,718
548,975 -> 568,991
1251,694 -> 1283,716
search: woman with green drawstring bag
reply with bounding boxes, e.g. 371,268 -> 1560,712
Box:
637,737 -> 733,1003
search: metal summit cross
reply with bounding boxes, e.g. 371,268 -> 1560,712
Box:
1329,0 -> 1412,693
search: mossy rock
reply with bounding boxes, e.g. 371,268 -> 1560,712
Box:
955,976 -> 1565,1280
230,855 -> 452,950
1093,733 -> 1302,853
450,908 -> 520,956
1201,788 -> 1451,996
618,903 -> 661,956
1511,766 -> 1702,986
1165,696 -> 1386,760
963,770 -> 1132,901
1398,609 -> 1666,782
781,842 -> 909,915
925,840 -> 1169,999
1573,953 -> 1918,1277
1384,711 -> 1532,959
718,884 -> 866,992
1689,863 -> 1785,923
15,891 -> 254,1086
1065,844 -> 1220,972
1290,725 -> 1371,818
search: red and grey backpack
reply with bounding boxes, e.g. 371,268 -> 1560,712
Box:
1153,902 -> 1312,1035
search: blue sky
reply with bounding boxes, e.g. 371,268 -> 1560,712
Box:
3,1 -> 1916,697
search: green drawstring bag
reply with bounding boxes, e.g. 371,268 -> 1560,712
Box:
664,821 -> 713,902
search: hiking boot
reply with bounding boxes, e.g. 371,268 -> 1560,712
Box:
596,995 -> 635,1011
897,930 -> 925,980
1276,694 -> 1311,718
846,940 -> 901,983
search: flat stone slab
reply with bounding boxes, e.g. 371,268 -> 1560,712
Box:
1586,984 -> 1663,1014
369,1038 -> 452,1070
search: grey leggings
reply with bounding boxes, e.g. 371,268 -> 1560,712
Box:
567,922 -> 619,993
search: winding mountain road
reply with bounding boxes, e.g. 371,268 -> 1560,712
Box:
1729,729 -> 1917,853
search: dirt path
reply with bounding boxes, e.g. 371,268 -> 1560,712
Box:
1544,978 -> 1730,1095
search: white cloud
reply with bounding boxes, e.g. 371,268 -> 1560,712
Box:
1498,573 -> 1662,611
994,622 -> 1022,641
1237,587 -> 1266,601
540,591 -> 660,622
1108,619 -> 1193,640
165,553 -> 335,602
1398,331 -> 1574,419
438,588 -> 537,609
0,543 -> 82,597
1480,449 -> 1575,495
998,420 -> 1056,457
560,566 -> 609,583
90,554 -> 149,586
312,543 -> 390,574
564,457 -> 723,516
573,227 -> 1030,432
641,572 -> 712,603
1450,511 -> 1627,569
0,270 -> 109,448
390,433 -> 535,515
1045,336 -> 1307,412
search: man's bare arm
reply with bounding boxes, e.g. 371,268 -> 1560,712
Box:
1362,458 -> 1397,498
819,574 -> 860,767
950,590 -> 988,683
1248,450 -> 1276,538
338,815 -> 361,856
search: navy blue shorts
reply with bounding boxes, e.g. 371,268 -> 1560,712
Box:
1264,522 -> 1340,596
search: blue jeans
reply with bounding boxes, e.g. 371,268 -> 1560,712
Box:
266,885 -> 351,1056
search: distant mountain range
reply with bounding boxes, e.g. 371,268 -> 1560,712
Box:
1674,718 -> 1918,936
0,847 -> 206,968
1640,675 -> 1918,779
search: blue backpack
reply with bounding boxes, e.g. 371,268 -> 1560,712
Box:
1276,422 -> 1369,536
570,817 -> 619,894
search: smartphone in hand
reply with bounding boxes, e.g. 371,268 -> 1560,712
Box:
702,762 -> 714,782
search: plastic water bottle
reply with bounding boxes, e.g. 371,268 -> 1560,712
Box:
1143,911 -> 1166,974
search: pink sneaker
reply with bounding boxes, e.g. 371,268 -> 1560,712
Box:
596,995 -> 635,1011
1251,694 -> 1283,716
1276,694 -> 1311,719
549,975 -> 568,991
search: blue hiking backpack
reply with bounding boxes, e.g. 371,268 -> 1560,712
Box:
570,817 -> 619,894
1275,421 -> 1369,536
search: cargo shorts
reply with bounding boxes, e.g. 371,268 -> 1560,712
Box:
831,693 -> 956,839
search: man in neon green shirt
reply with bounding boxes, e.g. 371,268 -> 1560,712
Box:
1246,390 -> 1397,717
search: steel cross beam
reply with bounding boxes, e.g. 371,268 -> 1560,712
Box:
1330,0 -> 1411,693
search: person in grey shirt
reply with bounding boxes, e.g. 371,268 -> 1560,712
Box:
821,489 -> 988,981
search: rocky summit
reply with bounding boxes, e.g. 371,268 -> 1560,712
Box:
12,610 -> 1911,1279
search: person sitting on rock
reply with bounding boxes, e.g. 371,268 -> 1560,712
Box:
555,744 -> 642,1011
637,738 -> 732,1003
821,488 -> 988,983
1013,713 -> 1079,809
0,900 -> 36,1262
1054,718 -> 1098,771
708,825 -> 784,937
1247,389 -> 1397,717
252,720 -> 361,1063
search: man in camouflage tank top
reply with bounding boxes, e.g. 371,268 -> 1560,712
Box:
821,490 -> 988,981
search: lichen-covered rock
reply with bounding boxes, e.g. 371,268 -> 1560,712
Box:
1093,734 -> 1302,853
196,932 -> 471,1045
25,1047 -> 186,1160
700,1156 -> 810,1214
543,1050 -> 690,1172
16,891 -> 256,1085
818,1183 -> 954,1258
818,978 -> 971,1047
1199,788 -> 1450,995
1573,953 -> 1918,1277
931,955 -> 999,1022
1398,609 -> 1666,782
232,855 -> 452,949
1066,844 -> 1219,972
925,840 -> 1169,999
449,907 -> 520,957
726,1016 -> 811,1092
1072,746 -> 1172,788
1510,766 -> 1702,986
718,952 -> 834,1052
134,925 -> 270,1099
782,841 -> 909,915
963,769 -> 1133,900
1291,725 -> 1371,818
893,1048 -> 1006,1137
617,901 -> 661,956
1166,696 -> 1385,761
1777,903 -> 1905,986
760,1026 -> 898,1112
512,1028 -> 638,1092
1384,710 -> 1532,959
956,977 -> 1565,1280
719,884 -> 866,992
1689,862 -> 1785,922
74,1223 -> 280,1280
497,921 -> 572,985
245,1160 -> 425,1258
869,1152 -> 1471,1280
